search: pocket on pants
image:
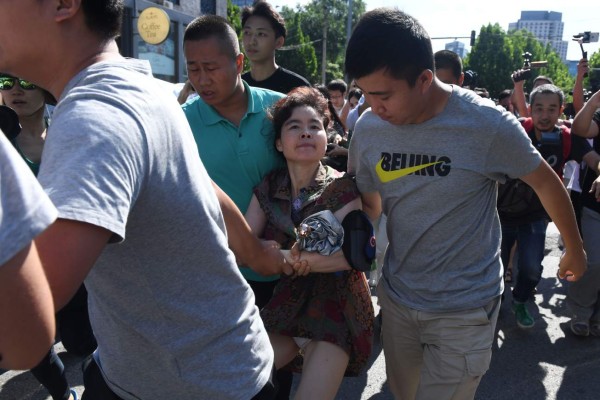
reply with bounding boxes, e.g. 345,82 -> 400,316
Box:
465,348 -> 492,377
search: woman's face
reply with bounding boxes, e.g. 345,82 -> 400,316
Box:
1,76 -> 45,118
349,96 -> 359,109
276,105 -> 328,164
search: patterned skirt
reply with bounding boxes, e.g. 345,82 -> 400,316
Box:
260,269 -> 374,376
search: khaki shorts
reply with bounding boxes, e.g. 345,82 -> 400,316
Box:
378,284 -> 500,400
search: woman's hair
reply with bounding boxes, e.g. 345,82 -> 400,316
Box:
347,88 -> 363,102
269,87 -> 331,141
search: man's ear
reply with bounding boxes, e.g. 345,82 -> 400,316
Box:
235,53 -> 245,74
418,69 -> 434,94
275,36 -> 284,50
458,72 -> 465,87
55,0 -> 82,22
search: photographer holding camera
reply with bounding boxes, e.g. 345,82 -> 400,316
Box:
498,84 -> 600,329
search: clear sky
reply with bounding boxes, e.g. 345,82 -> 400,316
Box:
271,0 -> 600,62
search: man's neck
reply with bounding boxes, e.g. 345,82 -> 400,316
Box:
249,59 -> 278,82
40,39 -> 123,102
213,80 -> 249,127
411,81 -> 452,124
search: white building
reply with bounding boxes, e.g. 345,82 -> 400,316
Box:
508,11 -> 568,61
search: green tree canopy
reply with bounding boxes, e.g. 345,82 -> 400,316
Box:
279,0 -> 366,84
466,24 -> 574,99
276,12 -> 319,83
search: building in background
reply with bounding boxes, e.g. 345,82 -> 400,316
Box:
231,0 -> 254,6
508,11 -> 568,61
445,41 -> 468,59
118,0 -> 226,83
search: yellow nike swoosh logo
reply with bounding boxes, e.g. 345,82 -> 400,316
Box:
376,159 -> 443,183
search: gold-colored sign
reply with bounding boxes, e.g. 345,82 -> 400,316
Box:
137,7 -> 171,45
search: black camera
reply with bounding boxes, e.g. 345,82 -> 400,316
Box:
463,70 -> 478,89
512,52 -> 547,82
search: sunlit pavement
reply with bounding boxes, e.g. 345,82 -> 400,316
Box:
2,224 -> 600,400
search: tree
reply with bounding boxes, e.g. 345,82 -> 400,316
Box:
586,49 -> 600,93
466,25 -> 574,99
280,0 -> 366,84
465,24 -> 516,98
226,0 -> 242,36
276,12 -> 319,83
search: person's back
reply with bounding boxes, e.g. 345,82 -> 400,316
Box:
0,2 -> 276,399
39,57 -> 273,400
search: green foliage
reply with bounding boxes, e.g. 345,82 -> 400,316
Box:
276,12 -> 319,83
226,0 -> 242,36
465,25 -> 574,99
586,50 -> 600,92
226,0 -> 249,71
590,49 -> 600,67
279,0 -> 366,84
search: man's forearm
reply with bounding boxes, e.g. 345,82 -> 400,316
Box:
522,163 -> 582,250
572,93 -> 600,138
211,181 -> 287,276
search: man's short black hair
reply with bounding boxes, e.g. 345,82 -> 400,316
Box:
241,0 -> 286,39
184,15 -> 240,59
434,50 -> 462,81
530,83 -> 564,106
345,8 -> 433,87
327,79 -> 347,94
81,0 -> 123,39
498,89 -> 512,102
533,75 -> 554,87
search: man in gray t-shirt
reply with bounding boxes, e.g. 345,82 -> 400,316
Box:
0,3 -> 289,400
345,9 -> 586,400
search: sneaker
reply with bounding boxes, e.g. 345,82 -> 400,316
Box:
570,320 -> 590,337
512,302 -> 535,329
69,389 -> 78,400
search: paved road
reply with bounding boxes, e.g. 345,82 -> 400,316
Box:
2,224 -> 600,399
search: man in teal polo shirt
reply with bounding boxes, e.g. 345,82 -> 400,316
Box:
182,15 -> 285,307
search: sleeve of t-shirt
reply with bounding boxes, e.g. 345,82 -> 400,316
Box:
348,117 -> 377,194
0,134 -> 57,265
37,98 -> 145,242
483,112 -> 543,182
570,133 -> 593,162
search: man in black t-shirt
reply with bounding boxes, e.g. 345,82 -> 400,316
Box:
241,1 -> 310,94
568,91 -> 600,337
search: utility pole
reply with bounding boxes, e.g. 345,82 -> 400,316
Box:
345,0 -> 353,82
321,1 -> 328,84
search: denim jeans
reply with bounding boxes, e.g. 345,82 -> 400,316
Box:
501,219 -> 548,303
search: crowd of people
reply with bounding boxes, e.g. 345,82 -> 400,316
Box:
1,1 -> 599,400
